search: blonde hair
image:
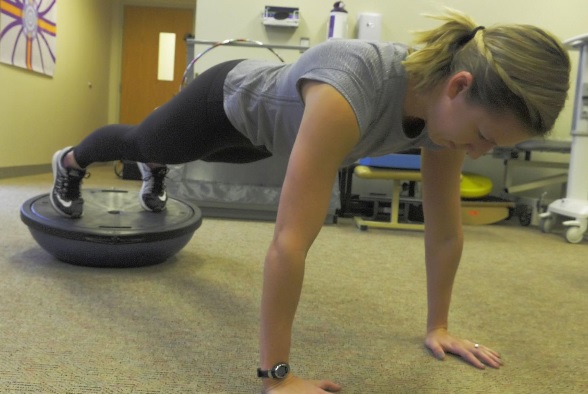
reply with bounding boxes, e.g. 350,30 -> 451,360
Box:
402,9 -> 571,136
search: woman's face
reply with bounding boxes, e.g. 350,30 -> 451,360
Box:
425,72 -> 532,159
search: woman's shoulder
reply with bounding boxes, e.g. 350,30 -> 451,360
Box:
294,39 -> 408,81
308,39 -> 408,60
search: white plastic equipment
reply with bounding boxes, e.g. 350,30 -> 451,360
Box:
540,33 -> 588,243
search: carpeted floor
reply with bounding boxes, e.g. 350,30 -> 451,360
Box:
0,165 -> 586,393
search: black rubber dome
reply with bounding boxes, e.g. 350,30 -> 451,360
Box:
20,189 -> 202,267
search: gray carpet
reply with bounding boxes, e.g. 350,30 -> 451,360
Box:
1,166 -> 586,393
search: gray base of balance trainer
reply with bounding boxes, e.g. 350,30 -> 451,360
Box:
20,189 -> 202,268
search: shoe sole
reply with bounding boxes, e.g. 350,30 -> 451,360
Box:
139,195 -> 167,212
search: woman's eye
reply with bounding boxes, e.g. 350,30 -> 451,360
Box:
478,131 -> 496,146
478,131 -> 491,142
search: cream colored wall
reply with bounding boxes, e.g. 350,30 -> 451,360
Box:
0,0 -> 113,170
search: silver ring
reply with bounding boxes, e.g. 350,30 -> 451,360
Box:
474,343 -> 480,349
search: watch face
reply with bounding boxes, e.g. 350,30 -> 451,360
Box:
273,363 -> 290,379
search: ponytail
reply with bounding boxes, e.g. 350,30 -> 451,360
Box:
403,9 -> 571,136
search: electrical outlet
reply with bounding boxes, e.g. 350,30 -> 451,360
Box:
299,37 -> 310,53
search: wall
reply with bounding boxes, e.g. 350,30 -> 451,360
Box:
0,0 -> 114,173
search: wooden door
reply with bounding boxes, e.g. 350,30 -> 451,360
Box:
120,6 -> 194,124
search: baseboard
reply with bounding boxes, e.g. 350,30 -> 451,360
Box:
0,164 -> 51,179
0,162 -> 113,179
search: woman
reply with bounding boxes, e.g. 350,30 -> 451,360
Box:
49,9 -> 570,393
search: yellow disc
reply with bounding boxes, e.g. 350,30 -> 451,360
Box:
460,172 -> 493,199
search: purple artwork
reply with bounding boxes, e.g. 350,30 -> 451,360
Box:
0,0 -> 57,76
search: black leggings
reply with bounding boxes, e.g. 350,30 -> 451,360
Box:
73,59 -> 272,168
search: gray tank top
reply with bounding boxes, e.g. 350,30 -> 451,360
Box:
223,39 -> 442,166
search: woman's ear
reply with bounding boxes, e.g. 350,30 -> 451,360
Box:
446,71 -> 473,99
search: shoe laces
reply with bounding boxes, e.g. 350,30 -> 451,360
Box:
143,167 -> 168,195
58,168 -> 87,199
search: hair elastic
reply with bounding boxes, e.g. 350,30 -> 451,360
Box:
454,26 -> 485,48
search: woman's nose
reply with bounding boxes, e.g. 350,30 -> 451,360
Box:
466,141 -> 494,159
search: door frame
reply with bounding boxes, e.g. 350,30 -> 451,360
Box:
107,0 -> 196,124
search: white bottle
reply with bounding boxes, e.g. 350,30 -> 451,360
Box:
327,1 -> 348,39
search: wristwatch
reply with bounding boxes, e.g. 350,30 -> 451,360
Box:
257,362 -> 290,379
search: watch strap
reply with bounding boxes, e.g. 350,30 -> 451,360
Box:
257,362 -> 290,379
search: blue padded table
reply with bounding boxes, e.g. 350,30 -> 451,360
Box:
353,152 -> 515,230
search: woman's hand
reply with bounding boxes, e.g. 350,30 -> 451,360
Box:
264,375 -> 342,393
425,327 -> 503,369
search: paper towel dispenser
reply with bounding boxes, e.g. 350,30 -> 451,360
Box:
263,6 -> 300,27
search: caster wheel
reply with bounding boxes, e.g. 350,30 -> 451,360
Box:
565,227 -> 585,244
539,217 -> 555,233
506,207 -> 515,221
518,205 -> 533,227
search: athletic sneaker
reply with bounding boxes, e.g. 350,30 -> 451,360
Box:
50,147 -> 86,218
138,163 -> 168,212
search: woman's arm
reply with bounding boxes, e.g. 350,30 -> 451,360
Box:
420,147 -> 502,369
420,147 -> 465,333
260,81 -> 359,392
